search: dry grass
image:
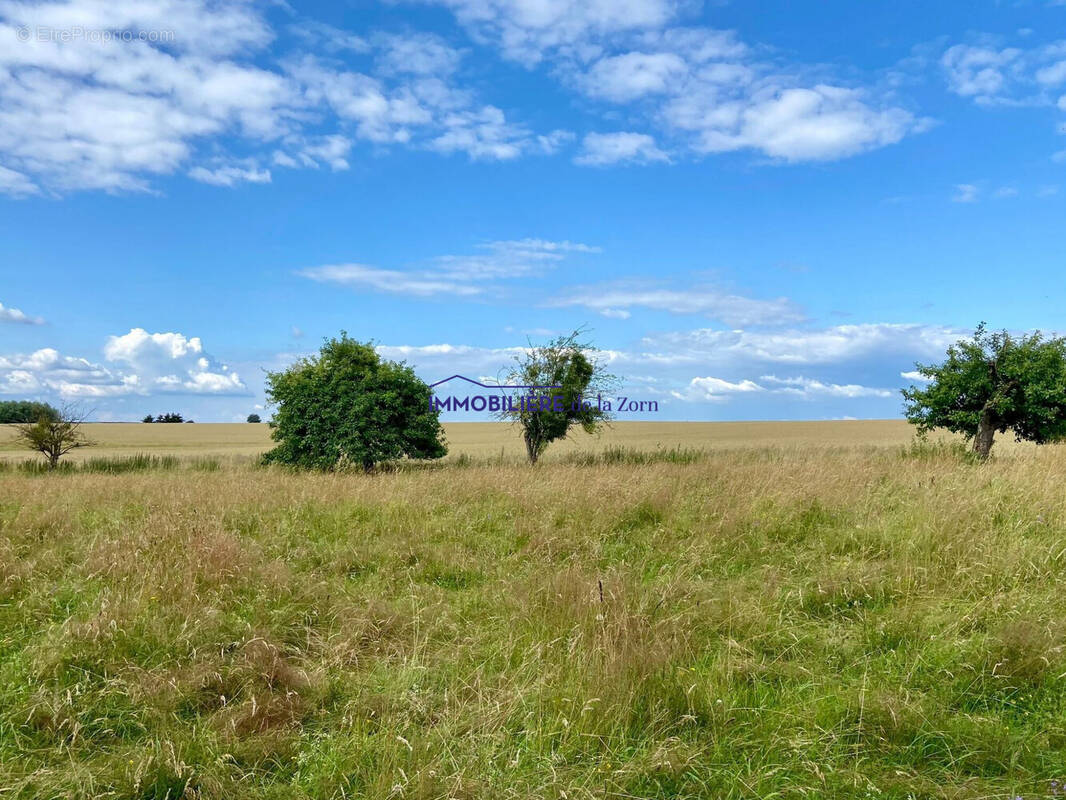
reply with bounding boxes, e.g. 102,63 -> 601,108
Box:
2,436 -> 1066,798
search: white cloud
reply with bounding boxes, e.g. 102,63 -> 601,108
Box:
638,323 -> 962,367
426,0 -> 681,65
1036,60 -> 1066,86
670,84 -> 921,162
0,0 -> 297,193
574,131 -> 669,165
565,27 -> 924,162
581,51 -> 688,101
102,328 -> 246,394
0,1 -> 556,195
551,281 -> 804,326
0,164 -> 38,195
188,163 -> 271,187
427,105 -> 531,160
900,370 -> 932,382
299,237 -> 600,297
941,39 -> 1066,106
0,301 -> 43,324
299,263 -> 485,297
0,328 -> 249,398
424,1 -> 923,164
374,32 -> 464,76
674,375 -> 764,402
942,44 -> 1023,100
952,183 -> 979,203
760,375 -> 893,398
320,322 -> 962,412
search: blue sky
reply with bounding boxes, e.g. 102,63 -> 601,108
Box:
1,0 -> 1064,422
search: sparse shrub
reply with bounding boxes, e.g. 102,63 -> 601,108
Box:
13,404 -> 91,469
497,329 -> 616,464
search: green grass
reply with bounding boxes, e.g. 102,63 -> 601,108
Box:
2,445 -> 1066,798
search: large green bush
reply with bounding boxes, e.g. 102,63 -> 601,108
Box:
263,333 -> 446,470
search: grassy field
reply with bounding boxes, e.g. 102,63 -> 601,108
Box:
2,424 -> 1065,798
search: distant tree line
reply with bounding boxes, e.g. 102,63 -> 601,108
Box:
142,413 -> 193,423
0,400 -> 59,424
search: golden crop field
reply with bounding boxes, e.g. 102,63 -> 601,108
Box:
0,419 -> 979,464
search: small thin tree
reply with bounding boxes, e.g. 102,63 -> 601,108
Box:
498,330 -> 616,464
15,404 -> 92,469
903,323 -> 1066,459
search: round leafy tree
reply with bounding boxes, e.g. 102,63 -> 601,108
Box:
903,324 -> 1066,459
263,333 -> 446,470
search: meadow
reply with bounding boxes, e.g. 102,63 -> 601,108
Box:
1,422 -> 1064,799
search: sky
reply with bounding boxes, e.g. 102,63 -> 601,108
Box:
0,0 -> 1064,422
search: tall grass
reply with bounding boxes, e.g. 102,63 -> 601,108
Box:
0,453 -> 220,474
2,445 -> 1066,798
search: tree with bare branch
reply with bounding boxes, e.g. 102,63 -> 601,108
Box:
14,405 -> 92,469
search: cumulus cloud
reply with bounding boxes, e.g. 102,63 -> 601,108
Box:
0,301 -> 44,324
0,328 -> 246,398
953,183 -> 979,203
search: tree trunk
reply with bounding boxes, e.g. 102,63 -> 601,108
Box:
973,405 -> 996,460
524,433 -> 539,465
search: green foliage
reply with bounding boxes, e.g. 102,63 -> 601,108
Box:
0,400 -> 59,424
499,329 -> 616,463
152,412 -> 184,423
262,332 -> 447,470
903,323 -> 1066,457
246,413 -> 261,423
142,414 -> 154,423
